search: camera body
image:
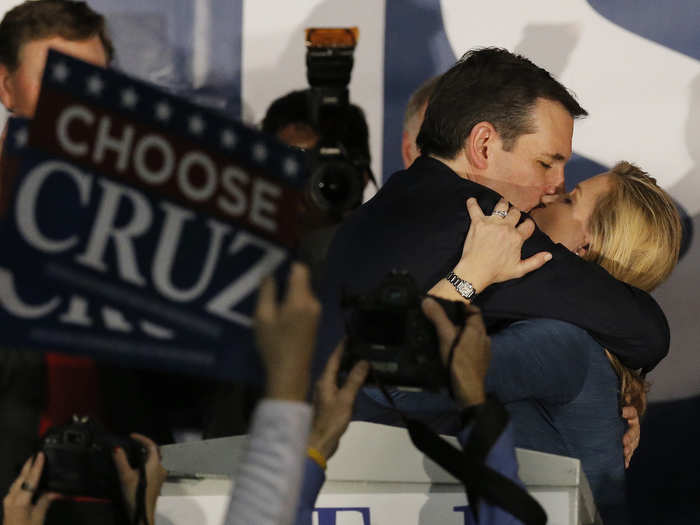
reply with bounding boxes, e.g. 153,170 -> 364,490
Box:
342,271 -> 467,390
39,416 -> 147,499
304,28 -> 368,218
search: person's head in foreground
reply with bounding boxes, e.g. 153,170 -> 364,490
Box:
417,47 -> 587,211
0,0 -> 112,118
530,161 -> 682,413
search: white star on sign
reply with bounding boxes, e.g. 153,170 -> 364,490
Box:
121,87 -> 138,109
155,101 -> 172,121
86,74 -> 104,96
283,157 -> 299,177
189,114 -> 206,135
252,143 -> 268,163
220,129 -> 237,148
52,62 -> 69,82
14,127 -> 28,148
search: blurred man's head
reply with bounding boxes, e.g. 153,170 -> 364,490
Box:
401,75 -> 439,169
262,89 -> 370,164
416,48 -> 586,211
0,0 -> 112,118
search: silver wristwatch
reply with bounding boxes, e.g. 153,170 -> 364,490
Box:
445,271 -> 477,300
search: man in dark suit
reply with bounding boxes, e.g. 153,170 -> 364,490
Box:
318,47 -> 668,404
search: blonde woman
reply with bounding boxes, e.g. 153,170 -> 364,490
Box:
424,161 -> 680,523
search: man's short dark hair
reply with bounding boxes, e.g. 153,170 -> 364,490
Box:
0,0 -> 113,70
262,89 -> 371,164
416,47 -> 587,158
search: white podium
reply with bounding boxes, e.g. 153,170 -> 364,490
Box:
155,421 -> 602,525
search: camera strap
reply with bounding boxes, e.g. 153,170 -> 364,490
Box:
133,462 -> 148,525
374,379 -> 546,525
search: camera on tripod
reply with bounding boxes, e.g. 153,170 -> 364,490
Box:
304,27 -> 370,219
342,271 -> 467,390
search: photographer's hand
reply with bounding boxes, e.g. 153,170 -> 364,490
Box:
429,197 -> 551,301
113,434 -> 167,525
2,452 -> 60,525
308,342 -> 369,462
422,297 -> 491,408
255,262 -> 321,401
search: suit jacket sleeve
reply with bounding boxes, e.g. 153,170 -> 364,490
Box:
475,219 -> 669,373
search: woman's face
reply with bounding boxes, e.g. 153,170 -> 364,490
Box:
530,172 -> 613,255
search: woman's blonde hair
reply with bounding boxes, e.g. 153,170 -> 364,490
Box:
585,161 -> 681,292
584,161 -> 682,415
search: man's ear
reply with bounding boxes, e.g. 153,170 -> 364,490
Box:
464,121 -> 498,170
401,131 -> 414,170
0,64 -> 15,112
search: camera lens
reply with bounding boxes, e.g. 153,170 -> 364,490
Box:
65,431 -> 86,445
309,158 -> 363,214
317,165 -> 351,206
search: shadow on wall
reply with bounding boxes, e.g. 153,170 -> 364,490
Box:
383,0 -> 456,179
514,23 -> 581,79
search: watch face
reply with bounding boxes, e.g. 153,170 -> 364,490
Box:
457,281 -> 473,297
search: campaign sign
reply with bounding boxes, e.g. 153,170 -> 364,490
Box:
0,51 -> 307,381
0,118 -> 226,377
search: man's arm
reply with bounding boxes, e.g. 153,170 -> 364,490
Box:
477,225 -> 669,373
456,419 -> 525,525
422,298 -> 536,525
486,319 -> 590,404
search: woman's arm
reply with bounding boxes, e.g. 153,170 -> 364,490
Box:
428,198 -> 551,301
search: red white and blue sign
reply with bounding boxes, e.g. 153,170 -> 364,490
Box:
0,50 -> 307,382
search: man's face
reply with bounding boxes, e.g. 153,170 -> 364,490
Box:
0,35 -> 107,118
477,98 -> 573,211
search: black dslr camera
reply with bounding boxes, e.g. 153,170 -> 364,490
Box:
342,271 -> 467,390
39,416 -> 147,499
304,27 -> 370,218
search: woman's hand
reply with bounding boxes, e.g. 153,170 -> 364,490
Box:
2,452 -> 60,525
113,434 -> 167,525
430,198 -> 552,301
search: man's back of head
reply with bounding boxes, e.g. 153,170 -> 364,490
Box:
416,47 -> 587,159
401,75 -> 440,169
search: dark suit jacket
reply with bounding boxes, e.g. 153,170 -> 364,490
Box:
317,156 -> 669,373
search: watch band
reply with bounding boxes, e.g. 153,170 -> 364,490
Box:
446,271 -> 477,300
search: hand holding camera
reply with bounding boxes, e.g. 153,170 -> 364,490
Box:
113,433 -> 167,525
421,297 -> 491,408
2,453 -> 59,525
